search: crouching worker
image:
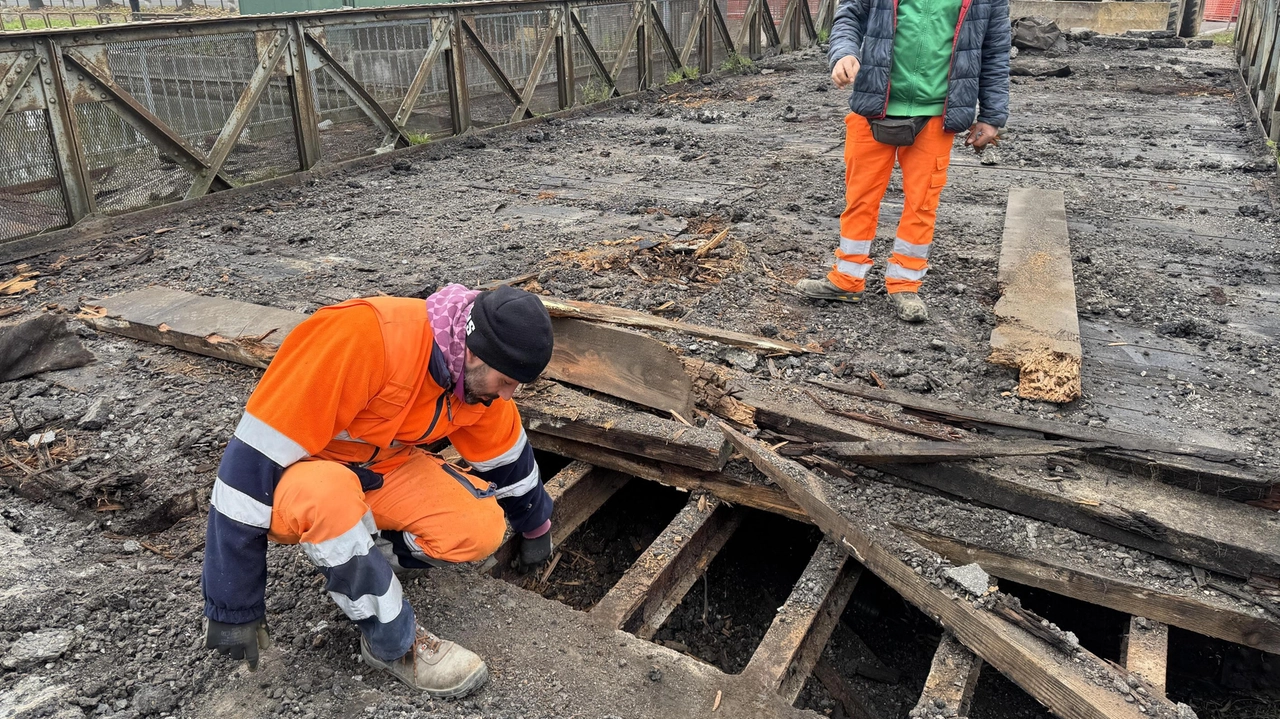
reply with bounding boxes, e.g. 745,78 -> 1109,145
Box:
797,0 -> 1010,322
200,285 -> 555,697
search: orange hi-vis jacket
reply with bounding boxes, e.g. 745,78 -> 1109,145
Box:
202,297 -> 550,624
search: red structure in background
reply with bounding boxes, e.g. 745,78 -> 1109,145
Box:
1203,0 -> 1240,21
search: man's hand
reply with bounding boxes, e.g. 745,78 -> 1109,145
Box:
204,618 -> 271,671
831,56 -> 861,89
518,531 -> 553,570
965,122 -> 1000,152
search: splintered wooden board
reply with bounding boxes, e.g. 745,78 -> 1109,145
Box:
83,287 -> 304,369
544,317 -> 694,420
989,188 -> 1083,403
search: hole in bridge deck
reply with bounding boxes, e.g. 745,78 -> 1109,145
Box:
507,469 -> 689,609
650,509 -> 823,674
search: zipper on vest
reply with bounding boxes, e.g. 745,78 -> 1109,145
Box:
880,0 -> 902,118
415,393 -> 448,443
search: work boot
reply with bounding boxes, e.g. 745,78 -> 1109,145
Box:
796,278 -> 862,303
361,625 -> 488,698
889,292 -> 929,323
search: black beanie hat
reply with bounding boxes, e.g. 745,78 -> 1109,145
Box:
465,285 -> 554,384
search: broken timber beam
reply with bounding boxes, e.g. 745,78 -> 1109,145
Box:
591,494 -> 742,637
518,381 -> 731,472
545,317 -> 695,419
813,658 -> 882,719
807,380 -> 1270,502
742,539 -> 863,702
815,438 -> 1099,464
721,423 -> 1193,719
912,632 -> 983,719
1121,617 -> 1169,694
988,188 -> 1082,403
899,527 -> 1280,655
756,390 -> 1280,581
538,296 -> 810,355
525,431 -> 808,523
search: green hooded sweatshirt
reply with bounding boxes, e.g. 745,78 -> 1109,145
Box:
887,0 -> 964,117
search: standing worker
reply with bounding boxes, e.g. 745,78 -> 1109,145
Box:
201,284 -> 555,698
797,0 -> 1010,322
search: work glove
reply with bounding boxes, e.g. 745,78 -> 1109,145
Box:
204,617 -> 271,671
518,530 -> 553,570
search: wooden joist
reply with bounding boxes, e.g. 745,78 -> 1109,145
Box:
742,540 -> 862,699
899,527 -> 1280,655
988,188 -> 1082,403
912,632 -> 983,719
518,381 -> 731,472
813,659 -> 882,719
757,390 -> 1280,581
591,494 -> 742,637
538,296 -> 810,355
489,461 -> 627,578
1121,617 -> 1169,694
526,431 -> 809,523
721,423 -> 1190,719
544,317 -> 695,419
814,438 -> 1097,464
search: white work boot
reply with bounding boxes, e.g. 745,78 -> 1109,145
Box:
361,625 -> 488,698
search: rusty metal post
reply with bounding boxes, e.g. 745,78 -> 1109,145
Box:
286,20 -> 320,171
638,0 -> 650,89
35,38 -> 94,222
699,0 -> 713,75
445,10 -> 470,134
555,3 -> 573,109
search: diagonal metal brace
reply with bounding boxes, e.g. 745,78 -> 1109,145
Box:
571,12 -> 618,99
648,2 -> 684,74
186,30 -> 290,199
61,48 -> 233,193
390,15 -> 453,143
304,32 -> 412,152
0,54 -> 40,119
460,21 -> 529,115
508,8 -> 562,124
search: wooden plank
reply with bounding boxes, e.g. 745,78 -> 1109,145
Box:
81,288 -> 304,369
1121,617 -> 1169,694
883,456 -> 1280,582
544,317 -> 695,420
898,527 -> 1280,655
912,632 -> 983,719
526,431 -> 808,523
539,296 -> 810,355
776,548 -> 864,704
815,438 -> 1098,464
518,381 -> 730,472
743,540 -> 859,694
987,188 -> 1082,403
632,505 -> 742,640
720,423 -> 1188,719
591,494 -> 740,632
807,381 -> 1244,462
488,460 -> 600,575
754,391 -> 1280,581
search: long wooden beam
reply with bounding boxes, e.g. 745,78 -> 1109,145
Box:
1121,617 -> 1169,694
721,424 -> 1186,719
518,381 -> 730,472
590,494 -> 740,633
912,632 -> 983,719
899,527 -> 1280,655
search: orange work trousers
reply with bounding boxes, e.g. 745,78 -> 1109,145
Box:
266,450 -> 506,659
828,114 -> 956,295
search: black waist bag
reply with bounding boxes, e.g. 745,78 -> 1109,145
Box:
869,116 -> 931,146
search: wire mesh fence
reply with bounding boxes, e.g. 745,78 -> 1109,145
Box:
0,0 -> 827,250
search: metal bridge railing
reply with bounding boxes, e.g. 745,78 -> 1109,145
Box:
1235,0 -> 1280,142
0,0 -> 836,248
